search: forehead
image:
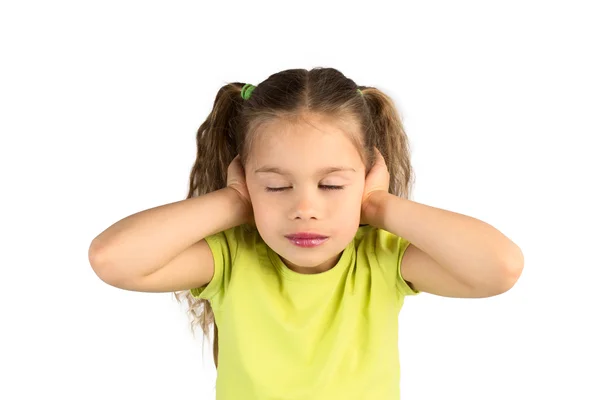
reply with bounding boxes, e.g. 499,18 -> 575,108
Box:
247,114 -> 365,171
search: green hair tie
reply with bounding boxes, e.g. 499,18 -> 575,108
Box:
241,84 -> 358,99
241,84 -> 256,100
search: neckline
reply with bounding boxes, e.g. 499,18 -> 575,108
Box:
267,240 -> 355,283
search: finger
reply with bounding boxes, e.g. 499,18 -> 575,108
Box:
373,148 -> 386,165
232,155 -> 245,171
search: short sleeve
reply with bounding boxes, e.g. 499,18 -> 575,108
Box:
189,226 -> 241,305
374,228 -> 420,296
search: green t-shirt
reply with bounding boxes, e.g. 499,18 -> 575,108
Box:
191,225 -> 419,400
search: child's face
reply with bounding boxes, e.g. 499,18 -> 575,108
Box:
245,113 -> 366,274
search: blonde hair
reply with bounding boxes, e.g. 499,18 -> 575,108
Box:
173,67 -> 415,368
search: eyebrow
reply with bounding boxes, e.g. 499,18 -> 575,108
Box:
254,166 -> 356,175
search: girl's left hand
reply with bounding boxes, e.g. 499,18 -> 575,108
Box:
361,148 -> 390,225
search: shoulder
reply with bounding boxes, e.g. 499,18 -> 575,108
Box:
353,225 -> 418,297
207,224 -> 261,251
353,224 -> 382,246
354,224 -> 410,257
200,224 -> 264,272
191,224 -> 263,301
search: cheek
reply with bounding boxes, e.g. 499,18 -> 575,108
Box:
247,190 -> 278,230
328,189 -> 363,222
344,183 -> 365,208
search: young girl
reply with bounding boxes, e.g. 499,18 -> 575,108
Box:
89,67 -> 524,399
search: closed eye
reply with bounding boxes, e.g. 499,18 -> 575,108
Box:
265,185 -> 344,192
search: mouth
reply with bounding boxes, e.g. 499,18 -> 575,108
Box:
285,232 -> 329,248
285,232 -> 328,239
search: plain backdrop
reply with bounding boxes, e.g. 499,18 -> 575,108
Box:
1,1 -> 598,399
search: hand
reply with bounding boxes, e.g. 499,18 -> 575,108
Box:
361,148 -> 390,225
226,155 -> 254,224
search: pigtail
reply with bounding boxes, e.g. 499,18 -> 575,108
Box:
360,86 -> 415,200
188,82 -> 247,197
175,82 -> 249,370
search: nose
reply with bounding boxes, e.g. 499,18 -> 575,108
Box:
288,188 -> 321,220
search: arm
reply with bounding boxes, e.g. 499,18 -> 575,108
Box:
88,187 -> 251,288
363,191 -> 524,297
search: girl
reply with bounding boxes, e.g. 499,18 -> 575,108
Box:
89,67 -> 524,399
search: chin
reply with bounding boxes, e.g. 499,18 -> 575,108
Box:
283,242 -> 345,268
263,239 -> 325,267
284,254 -> 327,268
258,225 -> 355,265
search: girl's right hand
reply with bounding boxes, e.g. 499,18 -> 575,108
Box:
226,155 -> 253,223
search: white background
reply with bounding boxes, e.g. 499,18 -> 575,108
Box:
1,1 -> 598,399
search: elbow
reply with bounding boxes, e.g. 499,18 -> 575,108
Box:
88,239 -> 116,284
494,247 -> 525,295
506,245 -> 524,284
88,239 -> 103,273
474,246 -> 525,297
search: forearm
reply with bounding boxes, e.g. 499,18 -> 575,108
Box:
89,187 -> 249,277
364,191 -> 524,287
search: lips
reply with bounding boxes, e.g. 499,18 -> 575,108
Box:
284,232 -> 328,240
285,232 -> 329,248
